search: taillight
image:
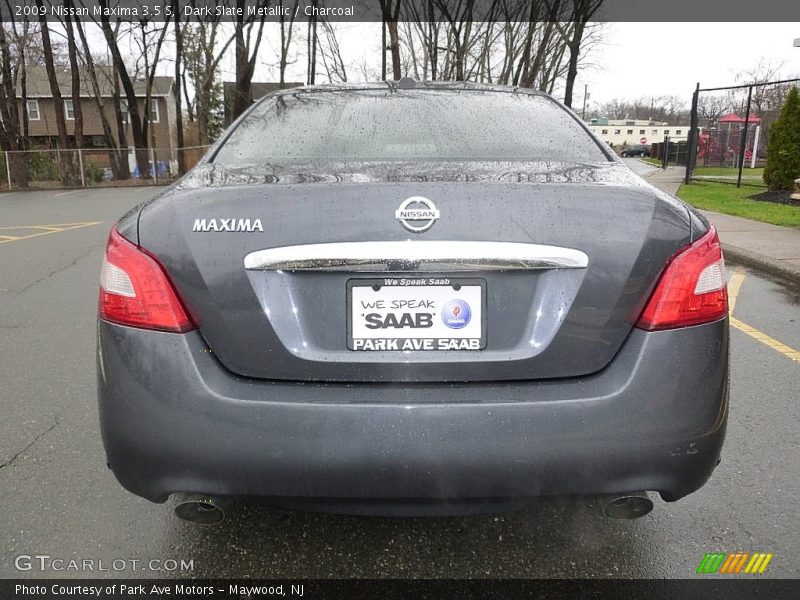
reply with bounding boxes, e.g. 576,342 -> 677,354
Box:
635,226 -> 728,331
99,227 -> 195,333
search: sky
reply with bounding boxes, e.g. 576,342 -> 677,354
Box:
577,23 -> 800,108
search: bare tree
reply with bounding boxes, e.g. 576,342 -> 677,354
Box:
182,21 -> 234,145
173,0 -> 185,174
73,20 -> 129,179
379,0 -> 403,81
401,1 -> 444,80
594,96 -> 691,123
732,60 -> 798,127
278,0 -> 300,87
6,18 -> 42,156
551,0 -> 604,108
307,0 -> 318,84
318,20 -> 349,83
99,7 -> 169,176
232,0 -> 269,119
697,95 -> 730,129
63,0 -> 84,153
35,0 -> 79,184
0,21 -> 29,187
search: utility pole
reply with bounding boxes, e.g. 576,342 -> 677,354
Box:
581,84 -> 589,120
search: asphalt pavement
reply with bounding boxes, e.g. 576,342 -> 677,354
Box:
1,185 -> 798,579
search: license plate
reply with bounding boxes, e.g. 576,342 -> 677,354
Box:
347,277 -> 486,351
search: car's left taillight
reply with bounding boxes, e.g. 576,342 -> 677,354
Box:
99,227 -> 196,333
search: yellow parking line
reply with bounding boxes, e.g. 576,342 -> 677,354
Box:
726,271 -> 800,364
0,221 -> 102,244
0,222 -> 102,230
727,271 -> 746,315
731,317 -> 800,364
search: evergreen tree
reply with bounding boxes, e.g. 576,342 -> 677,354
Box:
763,86 -> 800,191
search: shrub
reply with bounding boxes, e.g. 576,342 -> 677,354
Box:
28,152 -> 60,181
763,87 -> 800,191
84,161 -> 105,184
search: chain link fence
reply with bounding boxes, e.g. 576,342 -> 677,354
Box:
0,145 -> 211,191
686,77 -> 800,187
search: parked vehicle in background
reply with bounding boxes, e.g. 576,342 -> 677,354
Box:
621,145 -> 651,157
97,81 -> 729,524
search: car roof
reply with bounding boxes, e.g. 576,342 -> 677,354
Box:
262,80 -> 550,100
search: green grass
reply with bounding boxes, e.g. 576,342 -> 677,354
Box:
677,181 -> 800,228
693,166 -> 764,177
641,157 -> 662,167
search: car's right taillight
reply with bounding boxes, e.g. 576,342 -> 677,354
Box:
635,226 -> 728,331
99,227 -> 196,333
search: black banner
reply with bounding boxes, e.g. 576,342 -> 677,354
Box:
2,579 -> 800,600
0,0 -> 798,23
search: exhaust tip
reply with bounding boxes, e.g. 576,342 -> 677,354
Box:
602,494 -> 653,519
174,495 -> 226,525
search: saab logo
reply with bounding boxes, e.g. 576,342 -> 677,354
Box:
441,299 -> 471,329
364,313 -> 434,329
696,552 -> 774,574
192,218 -> 264,232
395,197 -> 440,233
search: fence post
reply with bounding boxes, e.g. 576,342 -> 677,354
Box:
736,85 -> 753,188
662,135 -> 669,169
149,147 -> 157,185
685,82 -> 700,184
751,125 -> 761,169
5,151 -> 11,190
78,149 -> 86,188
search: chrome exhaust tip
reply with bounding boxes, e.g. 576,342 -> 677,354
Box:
601,493 -> 654,519
173,493 -> 227,525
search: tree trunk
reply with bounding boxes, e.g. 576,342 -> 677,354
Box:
307,5 -> 318,85
563,34 -> 582,109
111,64 -> 131,180
232,0 -> 267,119
64,4 -> 83,154
387,19 -> 401,80
379,0 -> 402,80
279,0 -> 299,88
36,4 -> 78,185
0,24 -> 28,187
100,17 -> 149,177
174,0 -> 186,175
18,39 -> 29,150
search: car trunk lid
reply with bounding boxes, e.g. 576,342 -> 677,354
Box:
137,170 -> 690,383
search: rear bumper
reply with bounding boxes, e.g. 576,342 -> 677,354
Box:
97,319 -> 728,508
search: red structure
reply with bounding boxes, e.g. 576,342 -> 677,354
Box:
697,113 -> 762,164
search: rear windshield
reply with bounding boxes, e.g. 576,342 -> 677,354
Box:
212,89 -> 609,166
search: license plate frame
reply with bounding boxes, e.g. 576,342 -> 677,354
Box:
347,277 -> 487,351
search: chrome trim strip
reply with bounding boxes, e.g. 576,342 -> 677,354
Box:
244,241 -> 588,272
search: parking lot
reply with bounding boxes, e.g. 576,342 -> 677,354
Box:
1,185 -> 798,579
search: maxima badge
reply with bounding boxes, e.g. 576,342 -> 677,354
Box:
395,197 -> 440,233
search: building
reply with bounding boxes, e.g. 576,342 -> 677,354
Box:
17,66 -> 178,166
222,81 -> 304,125
587,118 -> 692,148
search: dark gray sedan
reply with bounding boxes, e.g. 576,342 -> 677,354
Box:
97,82 -> 729,524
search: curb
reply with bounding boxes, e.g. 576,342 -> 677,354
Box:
722,243 -> 800,286
1,184 -> 168,194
